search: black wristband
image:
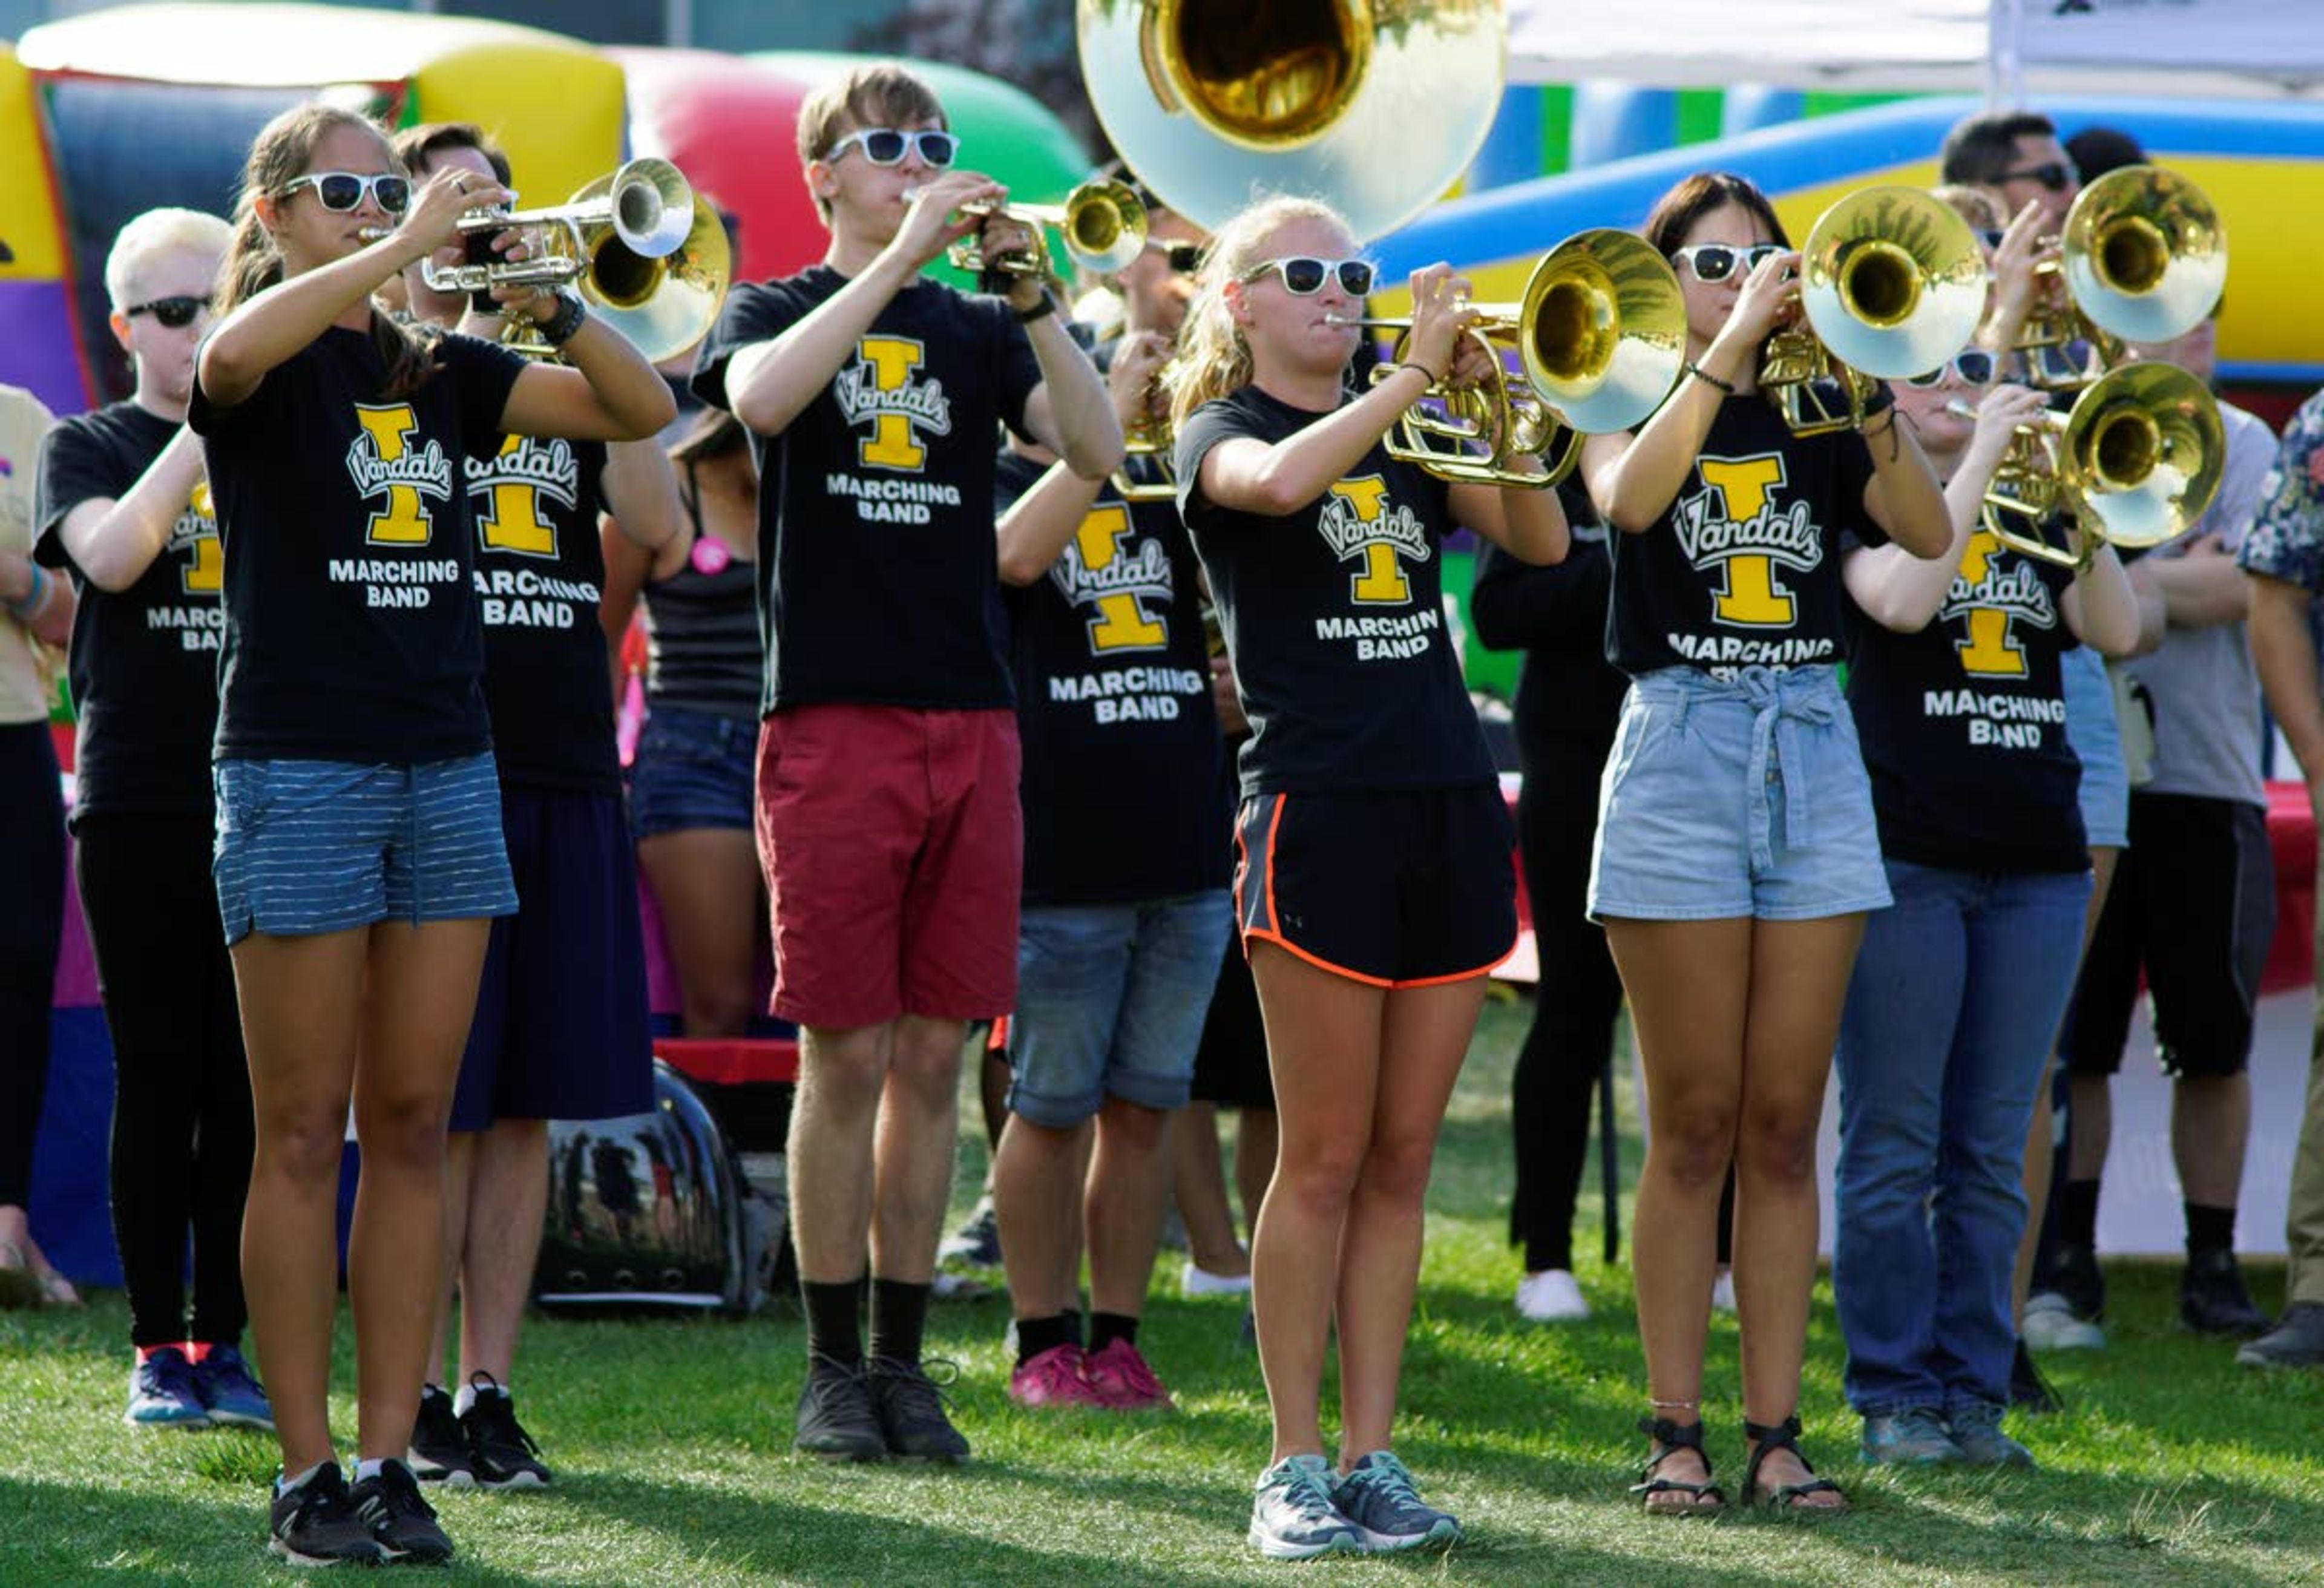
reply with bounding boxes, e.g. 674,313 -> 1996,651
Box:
1014,290 -> 1057,326
537,289 -> 587,348
1683,360 -> 1737,396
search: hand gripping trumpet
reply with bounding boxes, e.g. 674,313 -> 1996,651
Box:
420,157 -> 695,297
1946,363 -> 2225,570
942,178 -> 1153,281
1326,231 -> 1687,488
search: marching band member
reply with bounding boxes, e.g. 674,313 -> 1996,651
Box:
1580,171 -> 1950,1515
194,103 -> 670,1565
1169,194 -> 1566,1558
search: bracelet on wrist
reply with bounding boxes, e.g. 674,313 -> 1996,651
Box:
536,289 -> 587,349
1682,360 -> 1736,397
5,563 -> 47,620
1014,290 -> 1057,326
1398,359 -> 1445,388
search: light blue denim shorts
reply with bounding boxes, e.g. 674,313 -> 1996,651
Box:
1587,664 -> 1891,922
212,752 -> 518,945
1005,889 -> 1232,1128
2059,645 -> 2127,850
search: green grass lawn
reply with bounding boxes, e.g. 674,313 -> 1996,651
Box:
6,995 -> 2324,1584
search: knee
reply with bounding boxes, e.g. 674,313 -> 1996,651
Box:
886,1033 -> 963,1106
1269,1141 -> 1366,1216
1736,1103 -> 1822,1187
1354,1130 -> 1437,1207
257,1114 -> 347,1189
354,1094 -> 452,1173
1650,1106 -> 1738,1192
1097,1098 -> 1167,1152
686,982 -> 755,1038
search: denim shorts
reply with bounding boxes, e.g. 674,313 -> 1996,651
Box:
628,702 -> 760,839
212,752 -> 517,945
2060,646 -> 2128,849
1588,665 -> 1891,922
1006,890 -> 1231,1127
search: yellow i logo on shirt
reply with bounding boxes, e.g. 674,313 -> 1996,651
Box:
1952,529 -> 2030,678
181,479 -> 222,594
353,404 -> 435,545
1700,456 -> 1794,626
1069,504 -> 1168,652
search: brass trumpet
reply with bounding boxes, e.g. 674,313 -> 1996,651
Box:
2015,165 -> 2227,390
1946,363 -> 2225,569
1761,187 -> 1987,436
420,157 -> 695,296
1328,231 -> 1687,488
944,178 -> 1152,279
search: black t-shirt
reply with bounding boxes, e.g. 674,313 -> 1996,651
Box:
1846,523 -> 2088,873
468,435 -> 620,794
32,401 -> 220,816
190,325 -> 524,764
995,448 -> 1224,904
1608,396 -> 1882,679
1176,385 -> 1494,800
691,268 -> 1042,714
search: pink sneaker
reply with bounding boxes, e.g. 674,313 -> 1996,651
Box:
1008,1344 -> 1099,1408
1083,1337 -> 1173,1411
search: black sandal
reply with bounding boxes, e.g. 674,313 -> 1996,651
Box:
1630,1416 -> 1726,1515
1741,1415 -> 1847,1515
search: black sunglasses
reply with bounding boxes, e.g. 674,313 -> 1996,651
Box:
1671,242 -> 1784,284
1997,162 -> 2077,193
280,171 -> 412,215
824,128 -> 959,169
1905,350 -> 1999,389
124,295 -> 206,329
1241,256 -> 1376,297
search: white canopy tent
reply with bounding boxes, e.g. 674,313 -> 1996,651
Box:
1505,0 -> 2324,102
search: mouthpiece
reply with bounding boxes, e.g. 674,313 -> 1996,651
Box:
358,226 -> 393,244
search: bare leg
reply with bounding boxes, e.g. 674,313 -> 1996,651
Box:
1236,1109 -> 1280,1241
1085,1097 -> 1173,1319
1171,1102 -> 1249,1278
349,918 -> 491,1462
1247,943 -> 1384,1463
234,928 -> 369,1477
1732,915 -> 1862,1511
457,1118 -> 550,1383
788,1022 -> 894,1284
2174,1074 -> 2252,1209
425,1132 -> 479,1383
1604,917 -> 1749,1511
638,828 -> 763,1037
1334,979 -> 1485,1465
869,1015 -> 965,1282
994,1112 -> 1086,1320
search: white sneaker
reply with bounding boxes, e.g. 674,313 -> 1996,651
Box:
1710,1268 -> 1737,1314
2022,1291 -> 2107,1351
1183,1261 -> 1253,1297
1514,1269 -> 1589,1322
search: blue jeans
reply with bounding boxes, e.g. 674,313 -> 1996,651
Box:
1006,891 -> 1231,1127
1833,858 -> 2093,1416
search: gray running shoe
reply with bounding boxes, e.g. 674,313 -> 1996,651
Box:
1333,1450 -> 1462,1552
1946,1402 -> 2035,1468
1860,1407 -> 1960,1465
2238,1301 -> 2324,1370
268,1463 -> 387,1567
1249,1454 -> 1361,1561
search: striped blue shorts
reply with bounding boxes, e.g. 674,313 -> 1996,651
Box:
212,752 -> 518,945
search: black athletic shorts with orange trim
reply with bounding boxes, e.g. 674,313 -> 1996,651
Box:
1233,786 -> 1517,988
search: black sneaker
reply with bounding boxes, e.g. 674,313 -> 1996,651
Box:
268,1462 -> 387,1567
462,1375 -> 552,1489
2009,1337 -> 2063,1415
793,1353 -> 887,1462
938,1198 -> 1002,1269
2181,1248 -> 2271,1337
2237,1301 -> 2324,1369
350,1458 -> 455,1564
867,1355 -> 970,1463
2037,1240 -> 2106,1322
408,1383 -> 476,1488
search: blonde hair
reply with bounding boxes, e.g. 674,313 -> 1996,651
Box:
795,63 -> 947,224
215,103 -> 439,398
1163,194 -> 1346,431
105,208 -> 233,310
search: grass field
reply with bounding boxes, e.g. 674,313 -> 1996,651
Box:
5,996 -> 2323,1584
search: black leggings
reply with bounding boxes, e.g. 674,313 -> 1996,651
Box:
0,723 -> 64,1211
1509,760 -> 1625,1273
77,812 -> 253,1347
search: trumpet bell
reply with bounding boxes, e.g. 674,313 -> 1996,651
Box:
1516,230 -> 1687,437
516,183 -> 730,366
2061,165 -> 2227,347
2061,363 -> 2225,548
1060,179 -> 1151,274
1077,0 -> 1504,240
606,157 -> 695,261
1799,187 -> 1986,379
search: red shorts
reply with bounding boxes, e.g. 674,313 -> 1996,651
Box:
755,703 -> 1022,1029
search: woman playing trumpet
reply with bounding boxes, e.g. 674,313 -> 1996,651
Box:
1169,194 -> 1566,1558
1580,171 -> 1952,1515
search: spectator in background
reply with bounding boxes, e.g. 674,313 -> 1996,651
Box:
2238,384 -> 2324,1370
33,208 -> 266,1429
0,380 -> 74,1313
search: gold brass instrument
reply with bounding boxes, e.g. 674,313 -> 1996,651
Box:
502,185 -> 730,365
947,177 -> 1152,280
1113,381 -> 1178,502
1327,231 -> 1687,488
1946,363 -> 2225,569
2016,165 -> 2227,389
1761,187 -> 1987,436
421,157 -> 695,295
1075,0 -> 1504,238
